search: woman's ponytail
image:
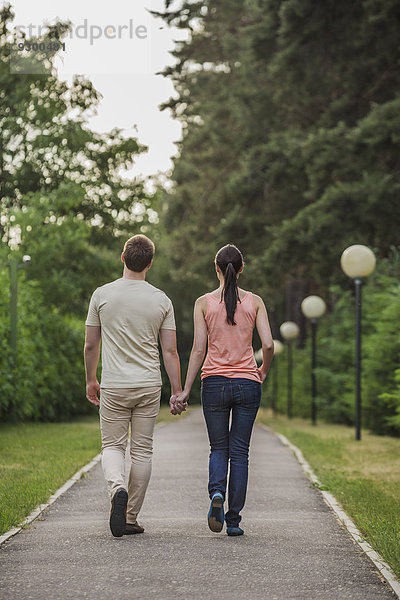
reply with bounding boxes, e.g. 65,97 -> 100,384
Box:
215,244 -> 244,325
223,262 -> 240,325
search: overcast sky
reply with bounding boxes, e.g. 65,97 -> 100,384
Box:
6,0 -> 187,182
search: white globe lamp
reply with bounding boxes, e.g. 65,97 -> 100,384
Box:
340,245 -> 376,279
301,296 -> 326,320
280,321 -> 299,340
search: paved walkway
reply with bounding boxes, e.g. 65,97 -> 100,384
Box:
0,409 -> 395,599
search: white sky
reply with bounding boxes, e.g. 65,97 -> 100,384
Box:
5,0 -> 187,182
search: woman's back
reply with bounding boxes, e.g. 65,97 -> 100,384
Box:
201,289 -> 262,383
172,243 -> 274,536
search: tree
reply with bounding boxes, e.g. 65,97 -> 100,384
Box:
1,4 -> 153,314
154,0 -> 400,330
150,0 -> 400,431
0,5 -> 155,421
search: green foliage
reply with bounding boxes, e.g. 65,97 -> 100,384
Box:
0,6 -> 152,422
10,184 -> 121,313
1,5 -> 150,243
152,0 -> 400,434
265,262 -> 400,435
154,0 -> 400,310
378,370 -> 400,431
0,266 -> 94,421
363,263 -> 400,434
2,0 -> 400,437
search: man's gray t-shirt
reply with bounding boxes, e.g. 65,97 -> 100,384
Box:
85,278 -> 176,388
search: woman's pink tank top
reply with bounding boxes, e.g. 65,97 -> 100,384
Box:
201,292 -> 262,383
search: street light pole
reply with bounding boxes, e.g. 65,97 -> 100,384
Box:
8,254 -> 31,422
311,318 -> 317,425
272,358 -> 278,416
341,245 -> 376,441
9,256 -> 18,367
280,322 -> 299,420
287,341 -> 293,419
271,340 -> 283,416
301,295 -> 326,426
354,277 -> 362,441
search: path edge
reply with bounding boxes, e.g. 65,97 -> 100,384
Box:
0,417 -> 179,548
0,452 -> 102,547
257,423 -> 400,599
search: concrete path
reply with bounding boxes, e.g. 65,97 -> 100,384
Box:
0,409 -> 395,599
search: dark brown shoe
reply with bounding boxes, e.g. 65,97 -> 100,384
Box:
110,488 -> 128,537
124,522 -> 144,535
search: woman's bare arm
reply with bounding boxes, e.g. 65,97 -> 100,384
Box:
179,296 -> 208,401
253,295 -> 274,382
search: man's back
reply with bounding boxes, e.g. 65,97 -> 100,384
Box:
85,278 -> 175,388
84,233 -> 181,537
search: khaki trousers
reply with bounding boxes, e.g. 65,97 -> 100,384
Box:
99,386 -> 161,524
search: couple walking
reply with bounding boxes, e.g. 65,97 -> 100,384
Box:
84,235 -> 274,538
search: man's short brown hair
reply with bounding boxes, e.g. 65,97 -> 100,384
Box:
123,234 -> 155,272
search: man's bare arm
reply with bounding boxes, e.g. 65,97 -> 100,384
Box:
159,329 -> 182,397
84,325 -> 101,406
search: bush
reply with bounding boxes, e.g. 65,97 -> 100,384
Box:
0,266 -> 93,422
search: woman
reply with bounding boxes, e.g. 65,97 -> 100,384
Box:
173,244 -> 274,536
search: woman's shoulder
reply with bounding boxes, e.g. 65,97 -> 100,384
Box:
202,289 -> 222,302
237,288 -> 256,300
195,294 -> 209,311
241,290 -> 264,310
195,291 -> 221,315
250,292 -> 263,303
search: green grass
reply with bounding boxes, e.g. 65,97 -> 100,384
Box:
0,405 -> 180,536
0,415 -> 102,536
257,409 -> 400,579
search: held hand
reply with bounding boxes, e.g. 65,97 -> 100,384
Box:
169,391 -> 188,416
169,393 -> 183,415
86,380 -> 100,406
176,390 -> 189,406
174,390 -> 189,413
169,395 -> 179,415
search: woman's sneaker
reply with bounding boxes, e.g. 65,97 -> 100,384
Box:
226,526 -> 244,536
207,492 -> 224,532
109,488 -> 128,537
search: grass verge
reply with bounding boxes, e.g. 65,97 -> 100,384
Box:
257,409 -> 400,580
0,405 -> 181,536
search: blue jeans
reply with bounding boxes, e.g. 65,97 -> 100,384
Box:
201,375 -> 261,527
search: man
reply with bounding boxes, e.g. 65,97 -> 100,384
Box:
84,234 -> 186,537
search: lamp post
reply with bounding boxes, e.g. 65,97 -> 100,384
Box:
301,296 -> 326,426
9,254 -> 31,367
280,321 -> 299,419
341,244 -> 376,441
9,254 -> 31,421
272,339 -> 284,416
